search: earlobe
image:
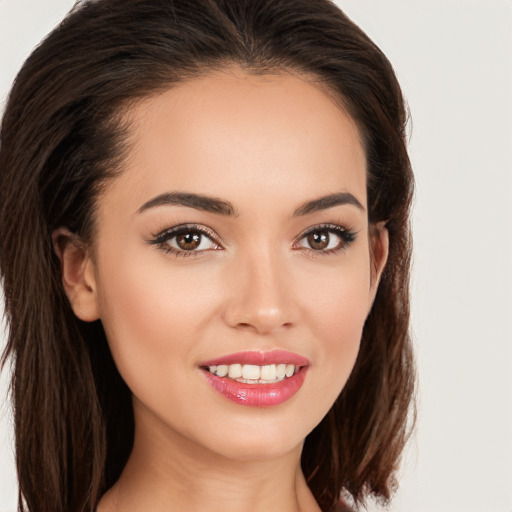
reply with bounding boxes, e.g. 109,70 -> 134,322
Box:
52,227 -> 100,322
369,221 -> 389,303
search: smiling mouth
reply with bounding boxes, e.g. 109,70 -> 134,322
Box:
198,351 -> 310,406
202,363 -> 301,384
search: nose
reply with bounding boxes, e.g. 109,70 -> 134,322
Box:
222,248 -> 298,335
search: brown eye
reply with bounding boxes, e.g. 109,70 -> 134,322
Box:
157,226 -> 219,254
307,231 -> 330,250
296,225 -> 355,253
176,232 -> 202,250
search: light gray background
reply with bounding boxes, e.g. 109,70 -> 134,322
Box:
1,1 -> 511,511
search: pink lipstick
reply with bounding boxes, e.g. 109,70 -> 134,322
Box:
199,350 -> 310,407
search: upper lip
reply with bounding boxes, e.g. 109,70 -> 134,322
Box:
199,350 -> 310,368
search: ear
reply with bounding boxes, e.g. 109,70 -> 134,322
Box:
52,227 -> 100,322
369,221 -> 389,305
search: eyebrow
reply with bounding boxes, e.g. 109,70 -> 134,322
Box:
292,192 -> 365,216
137,192 -> 237,216
137,190 -> 364,217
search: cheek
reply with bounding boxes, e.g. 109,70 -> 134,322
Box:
317,285 -> 368,386
295,256 -> 372,412
297,246 -> 372,344
94,246 -> 217,396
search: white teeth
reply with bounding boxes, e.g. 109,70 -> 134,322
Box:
242,364 -> 260,379
260,364 -> 277,381
228,364 -> 242,379
215,365 -> 228,377
207,363 -> 299,382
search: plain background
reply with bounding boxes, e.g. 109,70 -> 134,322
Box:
1,1 -> 511,511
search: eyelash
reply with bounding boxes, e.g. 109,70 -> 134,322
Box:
294,223 -> 357,256
148,223 -> 357,258
148,224 -> 220,258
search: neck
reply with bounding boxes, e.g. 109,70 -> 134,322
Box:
97,402 -> 321,512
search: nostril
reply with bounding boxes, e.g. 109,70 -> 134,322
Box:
235,322 -> 254,330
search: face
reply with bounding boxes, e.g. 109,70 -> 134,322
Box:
65,68 -> 387,462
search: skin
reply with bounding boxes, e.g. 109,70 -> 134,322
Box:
54,67 -> 388,512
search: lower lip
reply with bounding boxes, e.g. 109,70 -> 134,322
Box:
201,367 -> 308,407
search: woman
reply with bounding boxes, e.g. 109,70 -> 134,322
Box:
0,0 -> 415,511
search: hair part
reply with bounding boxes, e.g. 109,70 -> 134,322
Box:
0,1 -> 415,511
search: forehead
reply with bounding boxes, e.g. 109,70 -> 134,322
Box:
105,68 -> 367,215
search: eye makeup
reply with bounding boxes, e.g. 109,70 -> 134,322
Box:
147,221 -> 357,259
147,223 -> 222,258
293,223 -> 357,256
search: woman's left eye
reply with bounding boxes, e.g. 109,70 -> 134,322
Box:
295,225 -> 356,253
149,225 -> 220,256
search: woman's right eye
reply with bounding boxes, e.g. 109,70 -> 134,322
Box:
149,225 -> 221,257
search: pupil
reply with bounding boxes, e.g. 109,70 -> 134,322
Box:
177,232 -> 201,250
308,231 -> 329,250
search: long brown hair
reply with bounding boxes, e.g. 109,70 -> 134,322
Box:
0,1 -> 415,511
